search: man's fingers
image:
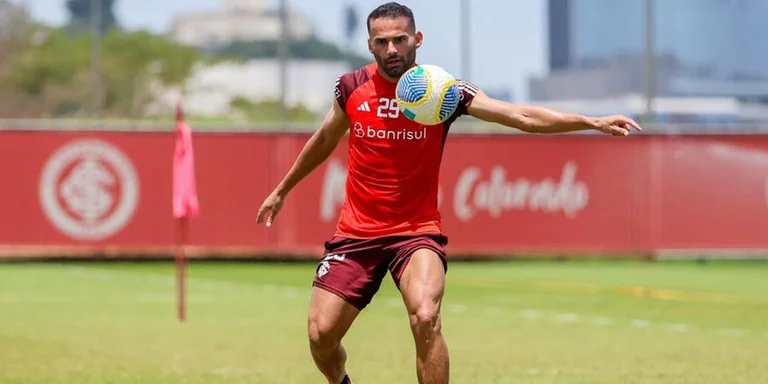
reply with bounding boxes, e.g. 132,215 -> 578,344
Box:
619,116 -> 642,131
610,126 -> 629,136
266,206 -> 281,227
257,205 -> 270,224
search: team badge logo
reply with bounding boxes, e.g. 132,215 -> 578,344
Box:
39,139 -> 140,241
316,253 -> 346,278
317,261 -> 331,278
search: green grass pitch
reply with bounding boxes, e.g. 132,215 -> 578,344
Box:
1,260 -> 767,383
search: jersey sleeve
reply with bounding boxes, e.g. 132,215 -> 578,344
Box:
456,80 -> 481,116
333,75 -> 349,115
334,66 -> 373,116
334,73 -> 358,116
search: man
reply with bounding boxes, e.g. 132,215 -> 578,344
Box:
256,3 -> 641,383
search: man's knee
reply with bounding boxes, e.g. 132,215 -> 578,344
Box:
308,312 -> 343,350
409,300 -> 442,335
397,248 -> 446,337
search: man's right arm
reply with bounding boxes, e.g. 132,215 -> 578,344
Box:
274,99 -> 349,197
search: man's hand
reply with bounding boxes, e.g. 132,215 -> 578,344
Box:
592,115 -> 643,136
256,189 -> 285,227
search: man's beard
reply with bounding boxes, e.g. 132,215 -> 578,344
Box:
376,52 -> 415,78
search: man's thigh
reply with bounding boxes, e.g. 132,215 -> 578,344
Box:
311,236 -> 390,311
395,247 -> 447,320
386,233 -> 449,291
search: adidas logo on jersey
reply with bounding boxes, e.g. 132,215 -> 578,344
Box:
357,101 -> 371,112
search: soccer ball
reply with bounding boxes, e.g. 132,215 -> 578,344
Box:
395,64 -> 461,126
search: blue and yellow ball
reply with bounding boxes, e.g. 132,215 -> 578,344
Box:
396,64 -> 460,126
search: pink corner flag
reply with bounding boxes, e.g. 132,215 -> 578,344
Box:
173,102 -> 200,219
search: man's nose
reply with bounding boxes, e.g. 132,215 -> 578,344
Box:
387,41 -> 398,55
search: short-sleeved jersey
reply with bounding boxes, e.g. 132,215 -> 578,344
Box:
333,63 -> 480,239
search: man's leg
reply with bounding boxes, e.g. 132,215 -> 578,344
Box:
396,248 -> 449,384
307,287 -> 360,384
310,236 -> 389,384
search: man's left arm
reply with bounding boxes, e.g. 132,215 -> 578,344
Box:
456,81 -> 642,136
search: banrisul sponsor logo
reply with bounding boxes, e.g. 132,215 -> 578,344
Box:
353,122 -> 427,141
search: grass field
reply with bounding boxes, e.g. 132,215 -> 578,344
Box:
1,260 -> 767,383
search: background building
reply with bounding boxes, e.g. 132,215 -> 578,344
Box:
533,0 -> 768,122
171,0 -> 314,48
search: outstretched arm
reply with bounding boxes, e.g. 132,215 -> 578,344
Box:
465,89 -> 642,136
257,99 -> 349,226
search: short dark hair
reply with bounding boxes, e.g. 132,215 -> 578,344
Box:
366,2 -> 416,32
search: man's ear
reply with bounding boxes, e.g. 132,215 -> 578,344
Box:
415,30 -> 423,49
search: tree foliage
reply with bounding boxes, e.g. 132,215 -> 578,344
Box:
230,96 -> 317,122
215,36 -> 370,68
6,28 -> 203,118
2,4 -> 371,120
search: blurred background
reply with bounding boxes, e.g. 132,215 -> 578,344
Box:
3,0 -> 767,128
2,1 -> 768,383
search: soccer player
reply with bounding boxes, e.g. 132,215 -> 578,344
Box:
256,2 -> 641,383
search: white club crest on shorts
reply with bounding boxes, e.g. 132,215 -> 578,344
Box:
317,261 -> 331,278
317,253 -> 345,278
39,139 -> 140,241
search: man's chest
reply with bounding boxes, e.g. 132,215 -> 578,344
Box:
347,90 -> 444,149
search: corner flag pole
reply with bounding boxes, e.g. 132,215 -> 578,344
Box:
175,213 -> 188,323
172,99 -> 200,323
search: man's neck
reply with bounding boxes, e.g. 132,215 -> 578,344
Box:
376,63 -> 418,84
377,68 -> 399,84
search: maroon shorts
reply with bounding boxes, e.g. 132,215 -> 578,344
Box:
311,233 -> 449,310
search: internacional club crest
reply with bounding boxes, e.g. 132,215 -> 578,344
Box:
38,139 -> 140,241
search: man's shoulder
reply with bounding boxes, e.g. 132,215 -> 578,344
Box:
336,63 -> 376,91
335,63 -> 377,111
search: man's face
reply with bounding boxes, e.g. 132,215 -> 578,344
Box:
367,16 -> 422,79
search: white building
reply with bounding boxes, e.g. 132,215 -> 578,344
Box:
151,59 -> 353,118
171,0 -> 314,47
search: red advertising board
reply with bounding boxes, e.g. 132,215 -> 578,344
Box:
1,130 -> 767,258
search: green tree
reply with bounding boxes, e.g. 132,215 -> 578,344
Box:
230,96 -> 317,122
9,28 -> 90,96
8,28 -> 205,118
99,30 -> 202,116
214,36 -> 370,68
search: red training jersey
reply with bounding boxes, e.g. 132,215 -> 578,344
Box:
332,63 -> 479,239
